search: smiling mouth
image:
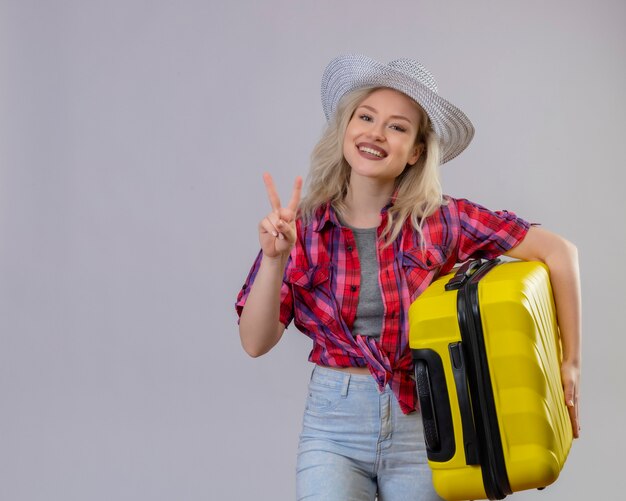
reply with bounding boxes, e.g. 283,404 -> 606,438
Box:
358,144 -> 387,158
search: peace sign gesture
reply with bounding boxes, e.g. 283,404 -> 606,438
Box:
259,172 -> 303,259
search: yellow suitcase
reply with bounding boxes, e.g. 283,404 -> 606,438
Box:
409,259 -> 573,500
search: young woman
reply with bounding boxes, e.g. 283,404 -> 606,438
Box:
236,54 -> 581,501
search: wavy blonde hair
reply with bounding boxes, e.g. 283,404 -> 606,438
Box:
300,86 -> 444,247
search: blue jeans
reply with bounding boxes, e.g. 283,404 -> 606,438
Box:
296,365 -> 444,501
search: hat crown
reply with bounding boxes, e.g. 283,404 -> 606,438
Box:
387,59 -> 438,94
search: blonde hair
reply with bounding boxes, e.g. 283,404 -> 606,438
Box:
300,86 -> 444,247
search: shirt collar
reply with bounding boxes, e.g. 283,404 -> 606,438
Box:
313,203 -> 340,232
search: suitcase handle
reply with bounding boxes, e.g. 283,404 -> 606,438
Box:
445,259 -> 500,291
413,350 -> 456,462
415,360 -> 441,451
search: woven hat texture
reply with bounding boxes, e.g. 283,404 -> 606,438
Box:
321,54 -> 474,164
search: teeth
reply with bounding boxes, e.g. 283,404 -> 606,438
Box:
359,146 -> 384,157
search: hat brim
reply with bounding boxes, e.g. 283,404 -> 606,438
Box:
321,54 -> 474,164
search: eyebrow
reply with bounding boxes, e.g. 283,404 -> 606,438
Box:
357,104 -> 414,124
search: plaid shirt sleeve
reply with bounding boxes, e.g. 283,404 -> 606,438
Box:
235,250 -> 294,328
455,198 -> 532,262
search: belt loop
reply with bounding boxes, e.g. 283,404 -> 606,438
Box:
341,373 -> 351,397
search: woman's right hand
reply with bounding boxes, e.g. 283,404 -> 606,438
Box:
259,172 -> 302,260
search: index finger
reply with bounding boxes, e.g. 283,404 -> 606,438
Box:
263,172 -> 281,211
567,401 -> 580,438
286,176 -> 303,213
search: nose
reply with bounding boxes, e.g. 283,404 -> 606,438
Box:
367,123 -> 386,142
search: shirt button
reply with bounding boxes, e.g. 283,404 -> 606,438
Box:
242,284 -> 247,290
350,285 -> 357,292
426,259 -> 432,266
347,245 -> 353,252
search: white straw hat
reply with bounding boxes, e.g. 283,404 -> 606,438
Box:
321,54 -> 475,164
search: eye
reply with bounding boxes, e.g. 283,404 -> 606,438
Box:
390,124 -> 407,132
359,114 -> 373,122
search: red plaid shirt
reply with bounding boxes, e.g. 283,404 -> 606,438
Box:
236,196 -> 530,414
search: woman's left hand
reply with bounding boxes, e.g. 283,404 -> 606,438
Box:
561,359 -> 581,438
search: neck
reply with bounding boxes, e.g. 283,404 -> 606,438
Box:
342,176 -> 395,228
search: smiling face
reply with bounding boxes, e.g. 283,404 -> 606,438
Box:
342,87 -> 424,185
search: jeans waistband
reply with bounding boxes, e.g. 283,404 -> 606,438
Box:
311,365 -> 382,394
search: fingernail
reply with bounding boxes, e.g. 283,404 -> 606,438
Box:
272,231 -> 278,237
567,400 -> 574,407
278,233 -> 284,240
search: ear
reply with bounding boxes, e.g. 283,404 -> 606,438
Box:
407,143 -> 424,166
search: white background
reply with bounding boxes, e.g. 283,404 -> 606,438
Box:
1,0 -> 624,499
